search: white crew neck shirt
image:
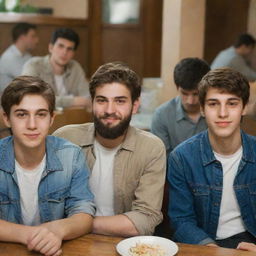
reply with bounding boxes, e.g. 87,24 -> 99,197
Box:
15,155 -> 46,226
215,147 -> 246,239
54,74 -> 67,96
89,140 -> 120,216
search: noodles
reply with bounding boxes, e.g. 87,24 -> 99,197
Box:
129,243 -> 165,256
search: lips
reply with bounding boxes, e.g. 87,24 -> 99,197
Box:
24,134 -> 40,139
215,121 -> 231,128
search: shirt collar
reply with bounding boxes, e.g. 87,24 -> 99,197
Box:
78,123 -> 136,152
200,130 -> 256,166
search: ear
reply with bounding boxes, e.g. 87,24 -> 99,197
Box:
132,98 -> 140,114
242,104 -> 248,116
49,112 -> 56,127
2,112 -> 11,128
200,105 -> 205,117
48,43 -> 53,54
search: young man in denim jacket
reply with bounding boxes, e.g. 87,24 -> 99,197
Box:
0,76 -> 95,256
168,68 -> 256,251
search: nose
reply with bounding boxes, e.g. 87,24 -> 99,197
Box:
27,115 -> 36,129
105,101 -> 116,114
218,104 -> 228,118
186,95 -> 197,105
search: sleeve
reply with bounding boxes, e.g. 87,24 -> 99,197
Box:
230,57 -> 256,82
21,59 -> 40,76
167,151 -> 215,244
65,148 -> 95,217
151,108 -> 171,154
123,139 -> 166,235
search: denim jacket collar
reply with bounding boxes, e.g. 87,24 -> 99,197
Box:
200,130 -> 256,167
0,136 -> 63,174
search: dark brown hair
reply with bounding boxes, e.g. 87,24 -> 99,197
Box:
89,62 -> 141,103
1,76 -> 55,116
199,68 -> 250,107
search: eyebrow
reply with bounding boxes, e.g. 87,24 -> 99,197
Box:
95,96 -> 128,99
14,109 -> 49,113
206,97 -> 241,102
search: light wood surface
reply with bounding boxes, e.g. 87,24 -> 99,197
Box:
0,234 -> 255,256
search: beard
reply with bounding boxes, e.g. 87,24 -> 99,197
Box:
94,112 -> 132,139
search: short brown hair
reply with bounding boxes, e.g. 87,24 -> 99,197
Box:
199,68 -> 250,107
89,62 -> 141,103
1,76 -> 55,116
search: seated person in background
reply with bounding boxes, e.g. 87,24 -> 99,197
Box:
0,23 -> 38,92
151,58 -> 210,155
0,76 -> 95,255
22,28 -> 90,109
53,62 -> 166,237
211,33 -> 256,81
168,68 -> 256,251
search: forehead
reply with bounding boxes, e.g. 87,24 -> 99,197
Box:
95,82 -> 131,98
205,87 -> 241,100
179,88 -> 198,94
54,38 -> 75,48
11,94 -> 49,111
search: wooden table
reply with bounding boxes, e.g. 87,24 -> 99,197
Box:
0,234 -> 256,256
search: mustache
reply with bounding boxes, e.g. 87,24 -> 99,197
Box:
99,113 -> 121,119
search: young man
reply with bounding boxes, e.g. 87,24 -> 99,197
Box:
22,28 -> 90,109
168,68 -> 256,251
54,62 -> 166,237
211,33 -> 256,81
0,23 -> 38,91
151,58 -> 210,154
0,76 -> 95,256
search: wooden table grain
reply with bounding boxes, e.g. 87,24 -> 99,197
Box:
0,234 -> 256,256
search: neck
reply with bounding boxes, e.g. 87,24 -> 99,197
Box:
95,132 -> 126,148
14,143 -> 45,170
187,110 -> 201,122
49,56 -> 65,75
15,41 -> 27,55
235,47 -> 244,56
209,129 -> 242,155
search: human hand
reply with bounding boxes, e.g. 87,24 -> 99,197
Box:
237,242 -> 256,252
206,243 -> 219,247
26,226 -> 62,256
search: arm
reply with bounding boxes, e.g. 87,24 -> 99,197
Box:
42,213 -> 93,240
237,242 -> 256,252
151,108 -> 171,154
168,152 -> 215,244
0,219 -> 62,256
93,215 -> 138,237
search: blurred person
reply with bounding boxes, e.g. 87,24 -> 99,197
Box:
22,28 -> 90,109
151,58 -> 210,155
0,76 -> 95,255
0,22 -> 38,92
54,62 -> 166,237
211,33 -> 256,81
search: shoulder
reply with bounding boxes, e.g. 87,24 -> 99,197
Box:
46,135 -> 81,150
25,56 -> 44,65
128,126 -> 165,151
53,123 -> 93,145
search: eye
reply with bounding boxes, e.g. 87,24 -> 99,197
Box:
16,112 -> 27,118
37,112 -> 48,118
228,101 -> 239,106
96,98 -> 106,103
116,99 -> 126,104
207,102 -> 217,107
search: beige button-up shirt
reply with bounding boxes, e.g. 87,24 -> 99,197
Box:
22,55 -> 89,108
53,123 -> 166,235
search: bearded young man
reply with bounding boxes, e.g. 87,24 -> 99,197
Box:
54,62 -> 166,237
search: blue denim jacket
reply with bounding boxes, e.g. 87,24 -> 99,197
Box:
0,136 -> 95,224
168,130 -> 256,245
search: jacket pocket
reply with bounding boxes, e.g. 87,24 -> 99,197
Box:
46,187 -> 70,203
0,192 -> 11,219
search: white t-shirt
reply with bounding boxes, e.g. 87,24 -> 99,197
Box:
215,147 -> 246,239
15,155 -> 46,226
89,140 -> 120,216
54,74 -> 68,96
